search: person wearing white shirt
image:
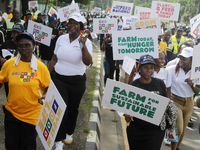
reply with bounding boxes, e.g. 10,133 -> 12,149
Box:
167,42 -> 191,67
49,13 -> 92,150
167,47 -> 200,150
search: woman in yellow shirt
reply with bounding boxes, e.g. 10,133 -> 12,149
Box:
0,32 -> 51,150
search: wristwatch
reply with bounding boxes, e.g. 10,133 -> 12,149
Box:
191,83 -> 196,88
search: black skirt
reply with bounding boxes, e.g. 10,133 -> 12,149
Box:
126,121 -> 165,150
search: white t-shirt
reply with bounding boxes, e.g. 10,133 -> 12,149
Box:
133,68 -> 171,88
167,65 -> 200,98
166,58 -> 179,67
54,34 -> 92,76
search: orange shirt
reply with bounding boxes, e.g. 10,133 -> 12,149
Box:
0,58 -> 51,125
159,41 -> 167,55
23,15 -> 35,22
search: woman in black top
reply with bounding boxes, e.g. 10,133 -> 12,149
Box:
125,54 -> 168,150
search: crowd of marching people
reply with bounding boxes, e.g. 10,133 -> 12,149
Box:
0,2 -> 200,150
0,5 -> 93,150
100,10 -> 200,150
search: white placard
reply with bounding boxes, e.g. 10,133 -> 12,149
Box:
122,55 -> 136,75
48,7 -> 59,19
102,79 -> 169,126
112,28 -> 158,60
111,1 -> 134,17
58,3 -> 80,22
191,19 -> 200,38
91,32 -> 97,39
28,1 -> 38,9
190,14 -> 200,27
191,45 -> 200,79
1,49 -> 14,58
36,81 -> 67,150
27,20 -> 52,46
131,18 -> 161,35
151,1 -> 180,21
94,7 -> 101,13
134,6 -> 150,15
137,9 -> 152,20
2,13 -> 8,20
93,18 -> 118,34
123,16 -> 138,27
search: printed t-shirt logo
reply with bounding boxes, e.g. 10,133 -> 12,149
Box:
19,72 -> 37,82
151,91 -> 160,95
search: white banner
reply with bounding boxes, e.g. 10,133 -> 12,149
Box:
27,20 -> 52,46
123,16 -> 138,27
102,79 -> 169,126
134,6 -> 150,16
191,19 -> 200,38
111,1 -> 134,17
28,1 -> 38,9
58,3 -> 80,22
94,7 -> 101,13
151,1 -> 180,21
122,55 -> 136,75
131,18 -> 161,35
112,28 -> 158,60
93,18 -> 118,34
48,7 -> 59,18
36,81 -> 67,150
190,14 -> 200,27
191,45 -> 200,79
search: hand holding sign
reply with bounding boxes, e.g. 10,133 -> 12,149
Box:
102,79 -> 169,126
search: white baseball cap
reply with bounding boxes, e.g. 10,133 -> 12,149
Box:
178,47 -> 193,58
68,12 -> 85,24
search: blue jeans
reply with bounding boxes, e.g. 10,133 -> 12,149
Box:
103,57 -> 115,86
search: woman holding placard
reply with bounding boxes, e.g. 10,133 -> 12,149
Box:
129,50 -> 171,98
49,12 -> 92,150
167,47 -> 200,150
125,54 -> 177,150
0,32 -> 51,150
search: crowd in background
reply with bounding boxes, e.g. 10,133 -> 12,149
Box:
1,4 -> 200,150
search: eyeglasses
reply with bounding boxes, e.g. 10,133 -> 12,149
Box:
17,44 -> 33,50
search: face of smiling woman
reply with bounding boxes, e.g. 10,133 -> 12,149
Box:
17,38 -> 35,62
68,19 -> 80,34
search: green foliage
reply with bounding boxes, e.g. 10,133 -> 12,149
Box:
47,3 -> 57,12
83,126 -> 90,133
137,2 -> 151,8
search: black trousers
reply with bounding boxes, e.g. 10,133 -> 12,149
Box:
4,108 -> 37,150
51,72 -> 86,142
